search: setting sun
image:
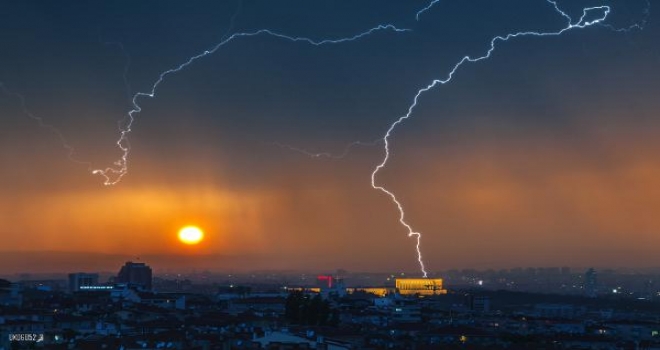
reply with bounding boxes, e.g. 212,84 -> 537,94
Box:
178,226 -> 204,245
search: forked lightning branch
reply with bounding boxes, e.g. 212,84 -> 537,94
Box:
1,0 -> 649,277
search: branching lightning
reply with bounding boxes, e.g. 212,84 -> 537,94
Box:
3,0 -> 649,277
270,140 -> 381,160
601,0 -> 651,32
370,0 -> 650,278
103,41 -> 134,137
416,0 -> 441,21
92,24 -> 411,185
103,41 -> 133,102
1,39 -> 134,172
0,83 -> 92,169
94,0 -> 645,276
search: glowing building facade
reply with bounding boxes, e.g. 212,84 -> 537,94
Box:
288,277 -> 448,298
395,278 -> 447,296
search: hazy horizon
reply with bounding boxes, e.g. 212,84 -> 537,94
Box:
1,250 -> 659,277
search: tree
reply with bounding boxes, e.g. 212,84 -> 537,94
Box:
285,291 -> 335,326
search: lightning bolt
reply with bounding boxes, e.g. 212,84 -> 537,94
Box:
4,0 -> 648,278
370,0 -> 648,278
416,0 -> 441,21
102,41 -> 133,102
269,139 -> 381,160
1,39 -> 135,172
210,0 -> 646,277
92,24 -> 411,185
601,0 -> 651,33
0,83 -> 92,169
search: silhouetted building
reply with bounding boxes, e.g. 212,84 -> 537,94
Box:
465,294 -> 491,313
68,273 -> 99,292
116,261 -> 152,290
317,275 -> 334,289
0,279 -> 22,307
584,268 -> 597,298
317,275 -> 346,297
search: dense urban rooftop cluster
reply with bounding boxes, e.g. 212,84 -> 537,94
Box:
2,264 -> 660,349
